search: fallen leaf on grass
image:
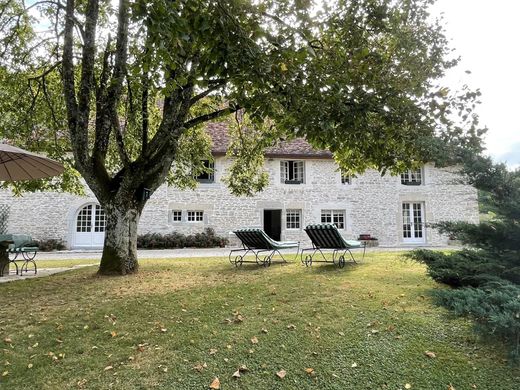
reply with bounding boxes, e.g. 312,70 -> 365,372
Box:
447,385 -> 456,390
287,324 -> 296,330
351,362 -> 358,368
110,331 -> 117,338
2,371 -> 8,377
405,384 -> 412,389
104,366 -> 113,371
304,368 -> 315,376
193,362 -> 207,372
232,370 -> 240,378
425,351 -> 436,358
27,363 -> 33,369
209,348 -> 218,355
338,332 -> 345,336
233,312 -> 244,323
160,328 -> 167,333
261,328 -> 268,334
251,336 -> 258,344
239,364 -> 248,372
276,369 -> 286,379
209,377 -> 220,389
3,338 -> 12,344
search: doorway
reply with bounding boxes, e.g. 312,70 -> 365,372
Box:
263,209 -> 282,241
402,202 -> 425,244
74,203 -> 106,248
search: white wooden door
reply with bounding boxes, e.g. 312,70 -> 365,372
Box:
402,202 -> 425,244
74,204 -> 106,248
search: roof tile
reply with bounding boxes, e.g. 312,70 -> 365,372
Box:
206,122 -> 332,159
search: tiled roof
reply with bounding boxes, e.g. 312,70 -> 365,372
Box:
206,122 -> 332,159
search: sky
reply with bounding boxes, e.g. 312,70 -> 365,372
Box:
431,0 -> 520,168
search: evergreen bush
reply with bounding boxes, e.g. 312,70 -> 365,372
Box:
409,158 -> 520,361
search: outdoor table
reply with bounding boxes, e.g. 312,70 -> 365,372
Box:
0,234 -> 14,276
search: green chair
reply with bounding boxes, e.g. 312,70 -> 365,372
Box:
230,228 -> 300,267
301,224 -> 365,268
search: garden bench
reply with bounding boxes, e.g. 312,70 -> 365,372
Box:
4,234 -> 38,276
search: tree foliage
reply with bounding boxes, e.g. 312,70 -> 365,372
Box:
0,0 -> 485,274
409,157 -> 520,360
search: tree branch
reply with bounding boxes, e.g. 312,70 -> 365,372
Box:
72,0 -> 99,171
189,79 -> 227,106
141,71 -> 149,155
92,0 -> 129,166
93,37 -> 112,160
62,0 -> 81,162
27,61 -> 62,81
41,76 -> 61,131
111,109 -> 130,167
184,106 -> 238,129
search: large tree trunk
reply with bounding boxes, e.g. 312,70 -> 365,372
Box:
98,201 -> 141,275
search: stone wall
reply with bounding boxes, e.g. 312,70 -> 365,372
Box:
0,157 -> 479,249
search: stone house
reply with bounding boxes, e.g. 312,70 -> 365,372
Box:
0,123 -> 479,249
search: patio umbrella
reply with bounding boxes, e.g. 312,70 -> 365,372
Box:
0,143 -> 64,181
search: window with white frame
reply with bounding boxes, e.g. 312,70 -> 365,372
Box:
401,168 -> 423,185
281,160 -> 305,184
340,171 -> 352,185
170,210 -> 182,222
321,209 -> 345,229
187,210 -> 204,222
195,160 -> 215,183
286,209 -> 302,229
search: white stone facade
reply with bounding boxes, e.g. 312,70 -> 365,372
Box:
0,156 -> 479,249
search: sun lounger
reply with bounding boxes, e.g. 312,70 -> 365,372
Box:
301,224 -> 365,268
230,228 -> 300,267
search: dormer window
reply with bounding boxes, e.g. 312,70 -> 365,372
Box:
195,160 -> 215,183
401,168 -> 422,185
281,160 -> 305,184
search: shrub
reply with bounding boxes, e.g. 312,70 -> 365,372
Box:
137,228 -> 228,249
408,249 -> 517,288
409,157 -> 520,362
33,238 -> 67,252
433,283 -> 520,360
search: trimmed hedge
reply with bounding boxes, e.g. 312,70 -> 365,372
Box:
28,238 -> 67,252
137,228 -> 228,249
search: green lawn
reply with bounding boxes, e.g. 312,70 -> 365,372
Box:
1,252 -> 518,389
36,258 -> 98,269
